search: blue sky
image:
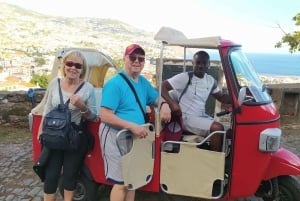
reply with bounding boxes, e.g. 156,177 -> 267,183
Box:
2,0 -> 300,53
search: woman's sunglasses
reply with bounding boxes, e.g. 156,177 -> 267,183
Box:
128,55 -> 145,63
65,61 -> 83,69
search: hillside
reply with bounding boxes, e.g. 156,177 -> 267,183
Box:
0,2 -> 164,64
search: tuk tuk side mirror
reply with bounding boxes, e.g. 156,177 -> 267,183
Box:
238,87 -> 246,106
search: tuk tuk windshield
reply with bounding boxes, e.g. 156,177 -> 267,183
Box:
229,49 -> 272,103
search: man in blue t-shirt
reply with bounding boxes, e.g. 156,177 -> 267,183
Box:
99,44 -> 170,201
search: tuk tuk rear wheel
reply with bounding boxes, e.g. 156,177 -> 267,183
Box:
58,174 -> 99,201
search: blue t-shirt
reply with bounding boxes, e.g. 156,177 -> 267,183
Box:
101,71 -> 158,125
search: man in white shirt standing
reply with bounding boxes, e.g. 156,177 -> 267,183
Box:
161,50 -> 231,152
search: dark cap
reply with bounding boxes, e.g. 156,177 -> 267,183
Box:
124,44 -> 145,56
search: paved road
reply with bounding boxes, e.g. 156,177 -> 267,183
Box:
0,124 -> 299,201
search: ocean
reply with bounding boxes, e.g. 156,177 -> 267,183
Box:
246,53 -> 300,77
207,52 -> 300,77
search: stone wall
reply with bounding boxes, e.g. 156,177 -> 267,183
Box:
0,90 -> 44,128
267,83 -> 300,120
0,83 -> 299,128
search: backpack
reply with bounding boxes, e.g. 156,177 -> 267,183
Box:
41,78 -> 84,150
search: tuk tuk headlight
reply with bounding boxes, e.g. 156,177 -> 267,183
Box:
259,128 -> 281,152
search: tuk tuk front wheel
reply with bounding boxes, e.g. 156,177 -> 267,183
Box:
277,175 -> 300,201
262,175 -> 300,201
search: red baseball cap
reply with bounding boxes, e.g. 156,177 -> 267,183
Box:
124,44 -> 145,56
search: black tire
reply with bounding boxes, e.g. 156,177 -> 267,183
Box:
58,174 -> 99,201
277,175 -> 300,201
261,176 -> 300,201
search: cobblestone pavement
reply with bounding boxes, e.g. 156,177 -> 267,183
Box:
0,124 -> 299,201
0,140 -> 62,201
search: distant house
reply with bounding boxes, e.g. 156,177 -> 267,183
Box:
0,71 -> 9,82
0,63 -> 37,91
0,76 -> 36,91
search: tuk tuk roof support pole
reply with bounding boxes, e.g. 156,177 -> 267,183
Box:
183,46 -> 187,72
155,41 -> 166,136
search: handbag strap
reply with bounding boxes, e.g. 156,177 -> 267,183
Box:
119,73 -> 147,123
57,78 -> 64,105
57,78 -> 85,105
178,71 -> 193,102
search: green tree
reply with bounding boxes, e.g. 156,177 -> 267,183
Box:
112,57 -> 124,69
30,74 -> 50,88
275,13 -> 300,53
34,56 -> 46,66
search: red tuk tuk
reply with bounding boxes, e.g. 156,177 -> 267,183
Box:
30,27 -> 300,201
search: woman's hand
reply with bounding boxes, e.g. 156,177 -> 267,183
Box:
70,94 -> 91,116
37,117 -> 44,143
70,94 -> 84,108
37,132 -> 42,142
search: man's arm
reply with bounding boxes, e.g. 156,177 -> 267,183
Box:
161,81 -> 174,104
161,80 -> 182,116
212,91 -> 232,104
152,96 -> 172,123
100,107 -> 148,139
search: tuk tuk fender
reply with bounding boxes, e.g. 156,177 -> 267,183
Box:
263,147 -> 300,180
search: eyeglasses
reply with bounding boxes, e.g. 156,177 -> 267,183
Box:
65,61 -> 83,69
128,55 -> 145,63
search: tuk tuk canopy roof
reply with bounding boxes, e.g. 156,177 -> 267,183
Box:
154,26 -> 222,49
56,47 -> 117,68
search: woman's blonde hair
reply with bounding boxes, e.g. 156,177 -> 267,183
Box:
60,50 -> 88,79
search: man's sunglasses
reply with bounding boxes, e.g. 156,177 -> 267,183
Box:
128,55 -> 145,63
65,61 -> 83,69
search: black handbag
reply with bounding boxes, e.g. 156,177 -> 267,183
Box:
32,146 -> 50,182
41,78 -> 85,150
72,119 -> 95,151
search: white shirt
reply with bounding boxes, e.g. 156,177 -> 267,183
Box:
168,72 -> 220,117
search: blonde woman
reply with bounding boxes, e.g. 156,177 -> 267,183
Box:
37,50 -> 97,201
